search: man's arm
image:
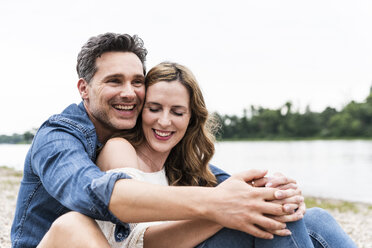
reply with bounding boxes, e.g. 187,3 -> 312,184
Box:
109,169 -> 295,239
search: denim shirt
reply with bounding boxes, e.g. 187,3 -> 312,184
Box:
10,102 -> 230,248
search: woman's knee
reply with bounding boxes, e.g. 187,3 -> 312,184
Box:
196,228 -> 254,248
39,211 -> 108,248
303,207 -> 357,247
304,207 -> 345,237
52,211 -> 93,232
305,207 -> 334,223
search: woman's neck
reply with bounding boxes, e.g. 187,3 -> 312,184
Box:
136,143 -> 170,173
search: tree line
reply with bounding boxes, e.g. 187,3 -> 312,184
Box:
2,89 -> 372,143
215,89 -> 372,140
0,129 -> 37,144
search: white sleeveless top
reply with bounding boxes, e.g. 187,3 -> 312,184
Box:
96,167 -> 169,248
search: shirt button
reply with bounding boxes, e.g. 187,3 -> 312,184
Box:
117,233 -> 123,239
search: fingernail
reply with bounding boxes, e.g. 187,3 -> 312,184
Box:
286,230 -> 292,235
275,191 -> 284,198
266,182 -> 272,187
284,205 -> 291,212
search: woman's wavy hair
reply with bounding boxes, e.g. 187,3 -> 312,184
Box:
121,62 -> 219,187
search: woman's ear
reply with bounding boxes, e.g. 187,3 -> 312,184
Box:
77,78 -> 89,100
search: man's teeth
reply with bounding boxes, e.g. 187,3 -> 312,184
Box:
154,130 -> 172,137
115,105 -> 134,110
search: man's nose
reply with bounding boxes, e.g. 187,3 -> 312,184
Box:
119,83 -> 136,99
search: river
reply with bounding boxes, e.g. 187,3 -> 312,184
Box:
1,140 -> 372,203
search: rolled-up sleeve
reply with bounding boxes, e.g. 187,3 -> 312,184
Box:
31,125 -> 131,225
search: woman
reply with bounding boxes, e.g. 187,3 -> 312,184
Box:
96,62 -> 356,248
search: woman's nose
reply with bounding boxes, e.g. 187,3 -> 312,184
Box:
158,113 -> 171,127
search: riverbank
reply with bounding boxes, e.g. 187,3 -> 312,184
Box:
1,166 -> 371,247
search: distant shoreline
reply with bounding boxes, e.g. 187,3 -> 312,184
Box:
3,137 -> 372,145
217,137 -> 372,142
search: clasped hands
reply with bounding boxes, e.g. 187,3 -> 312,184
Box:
251,171 -> 305,236
213,169 -> 305,239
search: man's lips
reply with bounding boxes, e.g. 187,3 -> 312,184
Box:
113,104 -> 135,111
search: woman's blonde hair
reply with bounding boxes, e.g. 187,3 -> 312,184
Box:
120,62 -> 218,187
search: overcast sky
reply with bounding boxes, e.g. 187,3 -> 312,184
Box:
1,0 -> 372,135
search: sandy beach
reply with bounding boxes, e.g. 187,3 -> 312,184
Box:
1,166 -> 371,248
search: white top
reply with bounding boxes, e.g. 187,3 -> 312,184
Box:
96,167 -> 169,248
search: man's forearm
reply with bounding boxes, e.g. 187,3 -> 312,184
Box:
109,179 -> 211,223
109,170 -> 293,239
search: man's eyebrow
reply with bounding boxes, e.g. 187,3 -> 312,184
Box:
133,74 -> 145,79
103,74 -> 124,80
103,74 -> 145,80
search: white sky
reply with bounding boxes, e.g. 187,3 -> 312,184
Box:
1,0 -> 372,135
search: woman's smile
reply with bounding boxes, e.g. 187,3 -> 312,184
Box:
153,129 -> 174,140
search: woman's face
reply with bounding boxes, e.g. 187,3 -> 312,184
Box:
142,80 -> 191,154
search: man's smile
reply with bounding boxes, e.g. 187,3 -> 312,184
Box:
113,104 -> 135,111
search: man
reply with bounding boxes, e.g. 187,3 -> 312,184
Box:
11,33 -> 304,248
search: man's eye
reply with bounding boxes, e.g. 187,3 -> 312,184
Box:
133,80 -> 144,87
108,79 -> 120,84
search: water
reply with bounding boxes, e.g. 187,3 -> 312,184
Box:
1,141 -> 372,203
211,140 -> 372,204
0,144 -> 29,170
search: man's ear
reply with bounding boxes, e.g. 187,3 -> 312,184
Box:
77,78 -> 89,100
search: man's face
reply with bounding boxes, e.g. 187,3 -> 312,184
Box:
79,52 -> 145,139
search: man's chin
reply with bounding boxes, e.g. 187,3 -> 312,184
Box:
113,121 -> 137,131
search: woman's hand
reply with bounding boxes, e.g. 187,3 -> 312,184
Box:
252,172 -> 306,222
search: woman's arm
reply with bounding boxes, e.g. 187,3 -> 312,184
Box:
144,220 -> 222,248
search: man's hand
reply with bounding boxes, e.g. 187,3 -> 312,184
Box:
206,170 -> 292,239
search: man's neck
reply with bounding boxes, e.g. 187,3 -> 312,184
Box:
83,102 -> 115,144
95,125 -> 115,144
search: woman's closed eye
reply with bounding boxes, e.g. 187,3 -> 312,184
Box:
172,111 -> 184,116
149,107 -> 160,113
